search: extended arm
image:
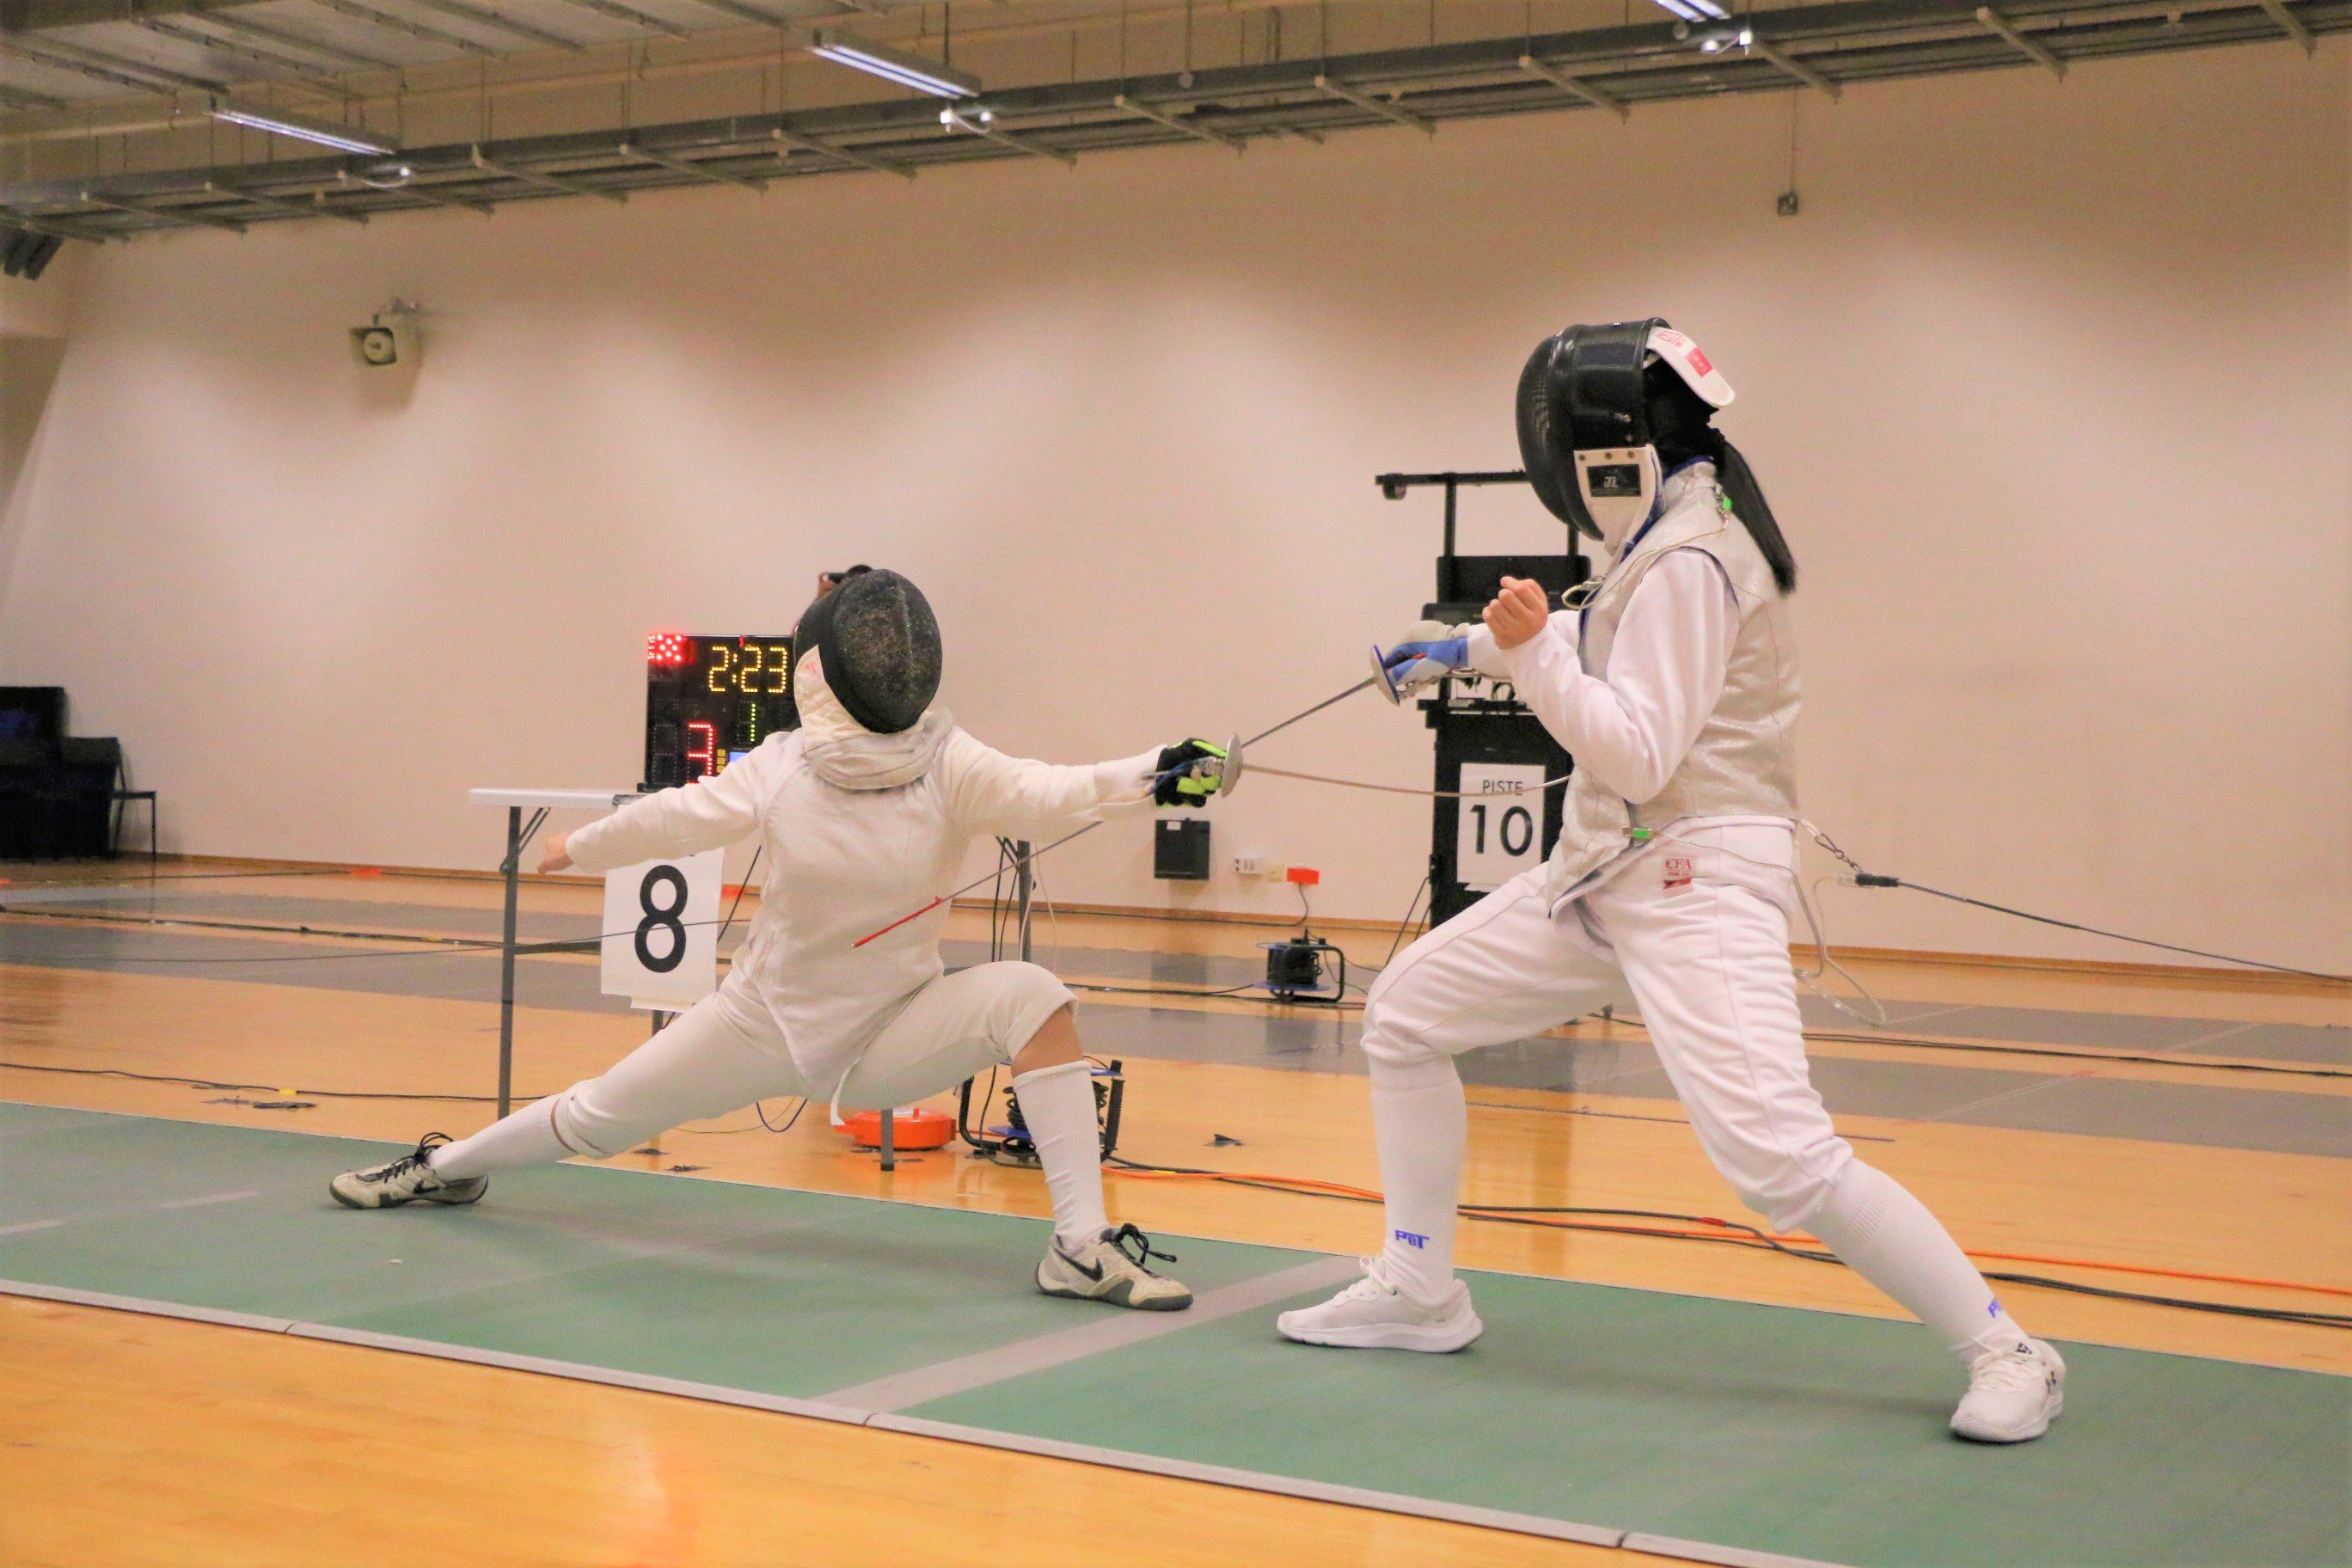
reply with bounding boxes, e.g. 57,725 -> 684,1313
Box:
557,747 -> 771,873
1481,554 -> 1737,804
943,734 -> 1166,839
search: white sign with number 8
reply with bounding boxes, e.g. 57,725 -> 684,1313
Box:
1455,763 -> 1548,892
600,849 -> 725,1011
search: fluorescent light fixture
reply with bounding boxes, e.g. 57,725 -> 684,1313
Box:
210,103 -> 397,156
1655,0 -> 1730,20
809,28 -> 977,99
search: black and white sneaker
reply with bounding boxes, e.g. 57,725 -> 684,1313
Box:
1037,1223 -> 1193,1311
329,1133 -> 487,1210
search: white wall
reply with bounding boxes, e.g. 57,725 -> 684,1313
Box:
3,40 -> 2346,971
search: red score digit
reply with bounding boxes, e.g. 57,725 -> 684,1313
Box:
684,720 -> 717,780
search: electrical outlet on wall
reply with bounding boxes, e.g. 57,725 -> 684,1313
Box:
1233,855 -> 1265,877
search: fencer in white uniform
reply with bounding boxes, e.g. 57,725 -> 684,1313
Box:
1278,322 -> 2067,1442
332,569 -> 1223,1311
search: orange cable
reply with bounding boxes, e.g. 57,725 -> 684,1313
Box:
1106,1165 -> 2352,1303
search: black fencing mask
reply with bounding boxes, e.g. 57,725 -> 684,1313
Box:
793,567 -> 943,734
1516,318 -> 1795,591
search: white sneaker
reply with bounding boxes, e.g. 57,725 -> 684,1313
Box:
330,1133 -> 488,1210
1951,1338 -> 2066,1442
1276,1259 -> 1484,1352
1037,1223 -> 1193,1311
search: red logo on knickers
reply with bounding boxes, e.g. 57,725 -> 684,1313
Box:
1663,855 -> 1694,891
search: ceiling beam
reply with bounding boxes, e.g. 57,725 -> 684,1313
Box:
205,177 -> 368,222
131,15 -> 354,90
298,0 -> 499,56
0,205 -> 118,242
1313,73 -> 1435,134
201,12 -> 401,71
770,124 -> 913,179
0,36 -> 221,94
80,189 -> 245,230
1516,53 -> 1631,119
471,144 -> 626,199
9,0 -> 2345,230
2255,0 -> 2318,46
555,0 -> 689,40
1112,92 -> 1244,150
402,0 -> 585,52
620,136 -> 765,188
1974,6 -> 2068,72
337,167 -> 496,213
1746,34 -> 1844,95
0,79 -> 71,111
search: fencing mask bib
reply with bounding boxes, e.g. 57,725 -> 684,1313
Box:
792,567 -> 942,735
1517,319 -> 1736,549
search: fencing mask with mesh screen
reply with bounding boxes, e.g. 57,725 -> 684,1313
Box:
1517,318 -> 1795,591
792,567 -> 942,735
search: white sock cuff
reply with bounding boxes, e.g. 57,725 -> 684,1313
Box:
1365,1050 -> 1460,1093
1011,1058 -> 1092,1089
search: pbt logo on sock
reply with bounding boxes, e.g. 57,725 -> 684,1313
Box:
1393,1230 -> 1429,1249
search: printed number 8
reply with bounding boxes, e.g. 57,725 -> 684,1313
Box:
635,865 -> 688,973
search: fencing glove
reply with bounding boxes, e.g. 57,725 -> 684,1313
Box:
1154,739 -> 1229,806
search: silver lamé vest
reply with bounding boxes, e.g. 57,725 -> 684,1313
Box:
1544,462 -> 1802,898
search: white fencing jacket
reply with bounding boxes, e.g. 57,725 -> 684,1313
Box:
1462,459 -> 1799,903
567,661 -> 1158,1092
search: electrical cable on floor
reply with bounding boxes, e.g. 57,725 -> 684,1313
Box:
754,1097 -> 808,1134
0,1059 -> 566,1104
1795,1029 -> 2352,1081
1101,1156 -> 2352,1330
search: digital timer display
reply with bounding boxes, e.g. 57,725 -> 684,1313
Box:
642,633 -> 798,790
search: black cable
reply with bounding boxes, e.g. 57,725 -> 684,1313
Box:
0,909 -> 744,965
1812,832 -> 2349,984
713,846 -> 762,946
1380,874 -> 1430,970
1860,875 -> 2350,983
754,1097 -> 808,1134
1102,1156 -> 2352,1331
0,904 -> 574,952
0,1058 -> 560,1104
1065,979 -> 1366,1010
1801,1030 -> 2352,1081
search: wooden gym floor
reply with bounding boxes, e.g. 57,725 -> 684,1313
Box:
0,861 -> 2344,1567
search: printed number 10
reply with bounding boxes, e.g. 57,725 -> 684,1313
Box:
1468,802 -> 1536,857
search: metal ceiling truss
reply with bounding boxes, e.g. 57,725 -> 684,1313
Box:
199,11 -> 404,72
4,0 -> 2341,241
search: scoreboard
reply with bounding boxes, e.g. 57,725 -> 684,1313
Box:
641,632 -> 798,790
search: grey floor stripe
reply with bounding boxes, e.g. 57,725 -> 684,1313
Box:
818,1254 -> 1364,1413
2,1277 -> 298,1334
0,1276 -> 1857,1567
1625,1533 -> 1854,1568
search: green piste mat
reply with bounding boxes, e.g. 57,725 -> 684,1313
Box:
2,1103 -> 2343,1568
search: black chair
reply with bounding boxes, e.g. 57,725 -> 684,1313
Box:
0,735 -> 133,859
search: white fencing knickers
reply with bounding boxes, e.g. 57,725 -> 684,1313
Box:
433,960 -> 1073,1171
1358,821 -> 2028,1366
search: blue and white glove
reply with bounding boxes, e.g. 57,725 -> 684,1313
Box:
1373,622 -> 1469,704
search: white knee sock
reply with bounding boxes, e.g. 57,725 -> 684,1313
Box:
1013,1061 -> 1110,1250
428,1095 -> 574,1180
1369,1056 -> 1467,1304
1805,1161 -> 2028,1367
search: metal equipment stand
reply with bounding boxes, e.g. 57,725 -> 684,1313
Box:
469,788 -> 635,1119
